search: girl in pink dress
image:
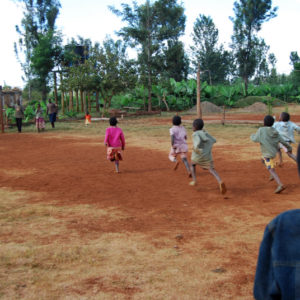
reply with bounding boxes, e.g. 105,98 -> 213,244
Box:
104,117 -> 125,173
169,115 -> 191,176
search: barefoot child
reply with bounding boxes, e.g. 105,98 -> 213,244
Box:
273,112 -> 300,165
169,115 -> 191,176
189,119 -> 226,194
251,115 -> 292,194
104,117 -> 125,173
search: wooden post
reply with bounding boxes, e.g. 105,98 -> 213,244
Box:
60,72 -> 64,115
197,63 -> 202,118
0,86 -> 4,133
53,71 -> 58,104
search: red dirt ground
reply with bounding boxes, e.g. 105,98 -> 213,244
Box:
1,132 -> 300,298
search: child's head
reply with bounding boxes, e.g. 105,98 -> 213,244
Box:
109,117 -> 118,126
172,115 -> 181,126
280,112 -> 290,122
264,115 -> 275,127
86,111 -> 89,115
193,119 -> 204,131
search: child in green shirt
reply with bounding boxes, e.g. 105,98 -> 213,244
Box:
251,115 -> 292,194
189,119 -> 226,195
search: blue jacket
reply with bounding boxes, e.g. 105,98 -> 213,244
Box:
254,209 -> 300,300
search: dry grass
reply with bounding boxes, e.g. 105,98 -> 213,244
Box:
0,187 -> 262,300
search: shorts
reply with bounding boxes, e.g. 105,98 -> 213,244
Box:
263,157 -> 275,169
107,147 -> 122,162
168,147 -> 187,162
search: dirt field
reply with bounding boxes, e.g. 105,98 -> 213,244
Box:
1,115 -> 300,299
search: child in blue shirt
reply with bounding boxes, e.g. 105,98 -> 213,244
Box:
273,112 -> 300,165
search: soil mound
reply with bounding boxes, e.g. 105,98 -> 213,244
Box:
188,101 -> 222,114
242,102 -> 267,113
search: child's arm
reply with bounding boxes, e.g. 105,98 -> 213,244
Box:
120,130 -> 125,150
104,129 -> 109,146
192,133 -> 201,149
251,129 -> 260,143
171,135 -> 176,148
279,137 -> 292,153
291,122 -> 300,134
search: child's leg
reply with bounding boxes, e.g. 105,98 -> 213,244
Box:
181,157 -> 191,175
287,152 -> 297,162
278,148 -> 283,166
189,164 -> 197,185
268,168 -> 285,193
209,167 -> 222,183
209,167 -> 227,194
268,168 -> 282,186
115,160 -> 120,173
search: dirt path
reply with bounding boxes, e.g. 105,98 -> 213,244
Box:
1,132 -> 300,299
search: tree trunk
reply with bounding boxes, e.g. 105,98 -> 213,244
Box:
87,91 -> 91,113
69,91 -> 73,111
60,72 -> 64,115
83,91 -> 87,113
95,91 -> 100,112
222,105 -> 226,125
53,72 -> 58,104
162,92 -> 169,111
147,73 -> 152,112
143,94 -> 146,111
243,76 -> 248,96
0,89 -> 4,133
197,63 -> 202,118
75,90 -> 79,113
65,92 -> 68,112
80,89 -> 84,112
147,14 -> 152,112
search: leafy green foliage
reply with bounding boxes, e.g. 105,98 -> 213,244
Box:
15,0 -> 62,100
110,0 -> 187,111
190,14 -> 233,84
230,0 -> 278,93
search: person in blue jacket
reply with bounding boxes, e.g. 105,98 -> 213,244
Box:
254,209 -> 300,299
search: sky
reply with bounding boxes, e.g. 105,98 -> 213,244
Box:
1,0 -> 300,88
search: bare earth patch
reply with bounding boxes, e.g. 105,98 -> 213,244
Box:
1,116 -> 300,299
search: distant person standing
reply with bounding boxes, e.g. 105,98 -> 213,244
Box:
15,100 -> 24,133
35,103 -> 45,132
47,99 -> 58,128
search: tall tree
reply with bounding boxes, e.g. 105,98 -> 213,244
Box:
190,14 -> 233,84
15,0 -> 62,100
290,51 -> 300,86
95,38 -> 137,111
109,0 -> 186,111
230,0 -> 277,93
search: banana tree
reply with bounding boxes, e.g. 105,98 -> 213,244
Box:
152,84 -> 169,111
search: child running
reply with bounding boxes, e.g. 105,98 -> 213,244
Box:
189,119 -> 226,194
273,112 -> 300,165
169,115 -> 191,176
104,117 -> 125,173
251,115 -> 292,194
